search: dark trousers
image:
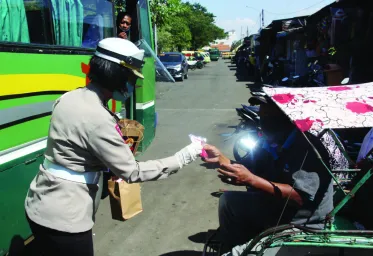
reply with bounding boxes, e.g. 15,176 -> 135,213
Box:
218,191 -> 293,249
26,215 -> 94,256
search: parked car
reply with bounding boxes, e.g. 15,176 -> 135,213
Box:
159,52 -> 188,81
222,52 -> 231,59
201,52 -> 211,63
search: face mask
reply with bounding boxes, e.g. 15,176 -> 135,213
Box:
112,83 -> 134,102
119,27 -> 130,32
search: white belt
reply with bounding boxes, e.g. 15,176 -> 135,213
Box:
43,158 -> 102,184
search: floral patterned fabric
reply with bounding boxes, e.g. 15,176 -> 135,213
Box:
263,83 -> 373,136
320,132 -> 349,170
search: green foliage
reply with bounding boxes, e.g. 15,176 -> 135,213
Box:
149,0 -> 186,28
168,17 -> 192,51
150,0 -> 225,52
157,18 -> 191,52
113,0 -> 126,13
157,26 -> 173,52
182,2 -> 225,50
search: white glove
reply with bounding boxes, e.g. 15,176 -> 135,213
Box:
175,142 -> 203,168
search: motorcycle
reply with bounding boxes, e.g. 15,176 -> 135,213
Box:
187,60 -> 197,70
232,99 -> 263,163
341,77 -> 350,85
187,57 -> 203,70
260,56 -> 285,86
281,75 -> 301,87
307,60 -> 325,87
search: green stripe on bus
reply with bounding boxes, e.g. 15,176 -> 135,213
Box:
0,52 -> 91,77
0,95 -> 61,110
0,116 -> 50,151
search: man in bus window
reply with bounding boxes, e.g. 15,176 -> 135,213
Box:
117,12 -> 132,40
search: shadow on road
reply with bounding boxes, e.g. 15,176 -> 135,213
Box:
246,83 -> 262,89
189,232 -> 208,244
210,191 -> 224,198
159,250 -> 202,256
200,162 -> 219,170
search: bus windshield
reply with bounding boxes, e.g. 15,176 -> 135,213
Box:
159,54 -> 182,63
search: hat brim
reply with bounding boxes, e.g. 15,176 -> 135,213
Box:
131,69 -> 144,79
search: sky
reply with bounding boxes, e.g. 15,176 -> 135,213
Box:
184,0 -> 335,41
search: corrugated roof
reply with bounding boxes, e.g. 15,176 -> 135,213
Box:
211,44 -> 231,52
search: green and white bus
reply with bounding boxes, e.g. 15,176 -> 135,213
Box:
0,0 -> 157,254
208,48 -> 220,61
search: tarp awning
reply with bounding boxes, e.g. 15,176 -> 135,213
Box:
277,27 -> 304,38
263,83 -> 373,136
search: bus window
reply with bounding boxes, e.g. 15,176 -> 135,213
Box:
138,0 -> 152,48
0,0 -> 114,48
1,0 -> 31,43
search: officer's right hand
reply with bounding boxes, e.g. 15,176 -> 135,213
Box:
175,143 -> 203,168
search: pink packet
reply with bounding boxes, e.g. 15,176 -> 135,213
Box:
189,134 -> 208,158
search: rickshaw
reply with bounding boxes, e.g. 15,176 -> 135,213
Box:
204,84 -> 373,255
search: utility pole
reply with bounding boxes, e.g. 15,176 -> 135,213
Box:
262,9 -> 264,28
246,26 -> 249,36
259,12 -> 261,29
241,26 -> 242,39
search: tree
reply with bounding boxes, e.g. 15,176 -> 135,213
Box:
113,0 -> 126,13
157,26 -> 173,52
149,0 -> 185,28
182,2 -> 226,50
167,17 -> 192,52
231,40 -> 242,51
149,1 -> 225,52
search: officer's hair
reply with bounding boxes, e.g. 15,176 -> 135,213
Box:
88,56 -> 132,91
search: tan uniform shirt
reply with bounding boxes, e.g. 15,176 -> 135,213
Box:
25,84 -> 180,233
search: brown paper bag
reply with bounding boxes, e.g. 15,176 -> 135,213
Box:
108,179 -> 143,221
118,119 -> 145,155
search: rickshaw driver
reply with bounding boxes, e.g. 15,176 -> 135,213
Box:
202,99 -> 334,251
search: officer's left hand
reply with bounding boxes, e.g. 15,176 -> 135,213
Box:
202,144 -> 221,163
218,163 -> 255,186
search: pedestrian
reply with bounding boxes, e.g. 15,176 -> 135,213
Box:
116,12 -> 132,40
24,37 -> 203,256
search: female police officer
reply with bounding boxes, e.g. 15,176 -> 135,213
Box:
24,38 -> 202,256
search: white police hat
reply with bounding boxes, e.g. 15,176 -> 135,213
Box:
94,38 -> 145,79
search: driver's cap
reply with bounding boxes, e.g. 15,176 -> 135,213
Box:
94,38 -> 145,79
